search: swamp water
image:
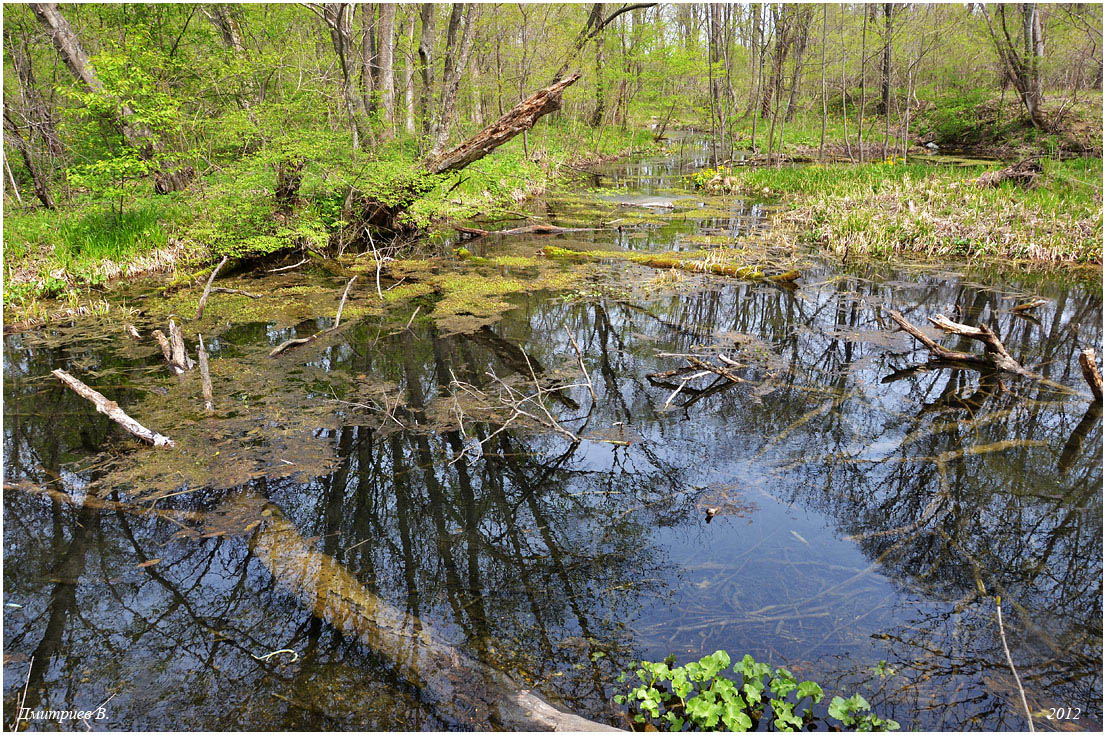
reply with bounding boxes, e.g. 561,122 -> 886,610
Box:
3,141 -> 1102,731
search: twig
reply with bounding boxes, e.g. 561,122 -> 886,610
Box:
996,596 -> 1035,732
270,277 -> 357,357
210,287 -> 262,299
197,335 -> 214,413
332,276 -> 357,328
565,327 -> 597,403
52,369 -> 174,446
196,256 -> 229,320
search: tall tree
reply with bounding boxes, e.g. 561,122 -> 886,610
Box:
377,2 -> 396,134
418,3 -> 435,140
982,3 -> 1047,128
29,2 -> 193,193
429,3 -> 477,159
304,3 -> 368,149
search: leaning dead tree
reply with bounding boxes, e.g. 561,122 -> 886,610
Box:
427,73 -> 581,174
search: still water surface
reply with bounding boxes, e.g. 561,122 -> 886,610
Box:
3,142 -> 1101,730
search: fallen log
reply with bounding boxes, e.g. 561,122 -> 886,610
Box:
1011,298 -> 1049,314
974,159 -> 1042,188
454,223 -> 592,238
52,369 -> 174,447
428,73 -> 582,174
230,492 -> 619,730
1079,348 -> 1102,401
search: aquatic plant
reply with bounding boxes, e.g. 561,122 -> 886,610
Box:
613,650 -> 899,732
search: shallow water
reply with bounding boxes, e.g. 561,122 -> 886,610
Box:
3,140 -> 1102,731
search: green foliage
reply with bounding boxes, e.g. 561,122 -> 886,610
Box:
614,651 -> 898,732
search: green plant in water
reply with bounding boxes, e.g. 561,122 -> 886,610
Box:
613,651 -> 899,732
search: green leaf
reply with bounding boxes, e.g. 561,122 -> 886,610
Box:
796,680 -> 824,703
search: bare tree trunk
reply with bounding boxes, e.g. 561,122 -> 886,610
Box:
784,6 -> 812,122
982,3 -> 1048,129
429,3 -> 477,159
877,3 -> 893,116
361,4 -> 376,117
418,3 -> 435,141
857,6 -> 868,161
2,112 -> 54,208
378,2 -> 396,135
588,4 -> 607,128
819,5 -> 827,162
202,4 -> 245,53
403,7 -> 416,134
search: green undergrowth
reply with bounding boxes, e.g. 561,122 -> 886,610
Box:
726,157 -> 1102,264
3,121 -> 655,319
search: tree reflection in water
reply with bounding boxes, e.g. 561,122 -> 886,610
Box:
3,255 -> 1101,731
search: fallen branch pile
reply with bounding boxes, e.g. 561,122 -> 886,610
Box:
887,309 -> 1096,396
647,352 -> 747,408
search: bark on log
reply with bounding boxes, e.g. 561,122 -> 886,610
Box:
1079,348 -> 1102,401
52,369 -> 174,447
427,73 -> 581,174
196,256 -> 229,321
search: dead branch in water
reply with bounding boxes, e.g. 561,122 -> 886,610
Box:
270,277 -> 358,357
195,256 -> 229,320
197,335 -> 214,413
52,369 -> 174,446
151,329 -> 181,374
1079,348 -> 1102,401
168,319 -> 196,371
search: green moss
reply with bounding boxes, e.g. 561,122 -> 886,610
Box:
382,282 -> 436,302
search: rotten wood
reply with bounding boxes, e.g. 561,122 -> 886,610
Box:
197,335 -> 214,413
427,73 -> 581,174
152,329 -> 184,375
1079,348 -> 1102,401
195,256 -> 229,320
52,369 -> 174,446
975,159 -> 1042,188
168,319 -> 195,371
270,277 -> 358,357
1011,298 -> 1049,313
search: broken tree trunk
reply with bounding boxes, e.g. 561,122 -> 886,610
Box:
427,73 -> 581,174
1079,348 -> 1102,402
152,329 -> 184,375
52,369 -> 174,447
168,319 -> 196,371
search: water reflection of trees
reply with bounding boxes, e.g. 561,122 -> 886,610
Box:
3,260 -> 1101,731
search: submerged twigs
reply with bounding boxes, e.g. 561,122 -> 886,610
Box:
1078,348 -> 1102,402
270,276 -> 358,357
52,369 -> 174,447
648,351 -> 747,409
995,596 -> 1035,732
209,287 -> 262,299
195,256 -> 229,321
197,335 -> 214,413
